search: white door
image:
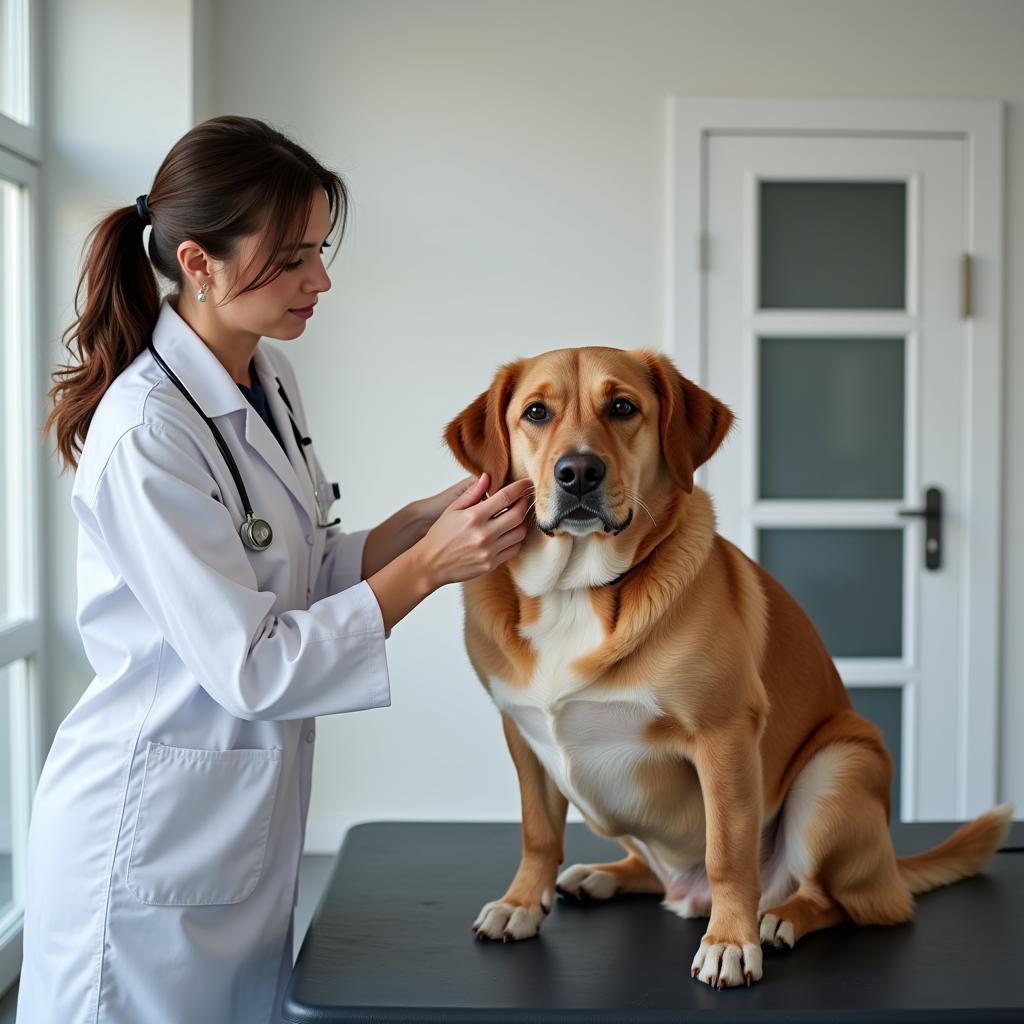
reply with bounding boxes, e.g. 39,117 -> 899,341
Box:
697,131 -> 994,822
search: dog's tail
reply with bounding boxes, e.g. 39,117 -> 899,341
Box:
895,802 -> 1014,895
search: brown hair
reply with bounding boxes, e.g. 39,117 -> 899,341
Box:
44,115 -> 349,472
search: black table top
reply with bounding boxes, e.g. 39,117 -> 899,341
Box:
283,820 -> 1024,1023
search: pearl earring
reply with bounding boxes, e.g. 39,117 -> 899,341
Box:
197,282 -> 209,303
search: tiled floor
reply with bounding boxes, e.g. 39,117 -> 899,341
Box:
0,984 -> 13,1022
0,853 -> 336,1022
0,857 -> 11,910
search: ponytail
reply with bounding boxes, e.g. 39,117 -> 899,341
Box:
44,206 -> 160,472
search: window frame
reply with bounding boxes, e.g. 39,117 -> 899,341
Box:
0,0 -> 46,995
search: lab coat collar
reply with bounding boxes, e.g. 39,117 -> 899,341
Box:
250,343 -> 319,524
151,297 -> 248,417
151,297 -> 317,528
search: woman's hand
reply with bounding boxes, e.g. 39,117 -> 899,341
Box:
409,476 -> 480,535
364,473 -> 533,634
362,476 -> 523,582
415,473 -> 534,588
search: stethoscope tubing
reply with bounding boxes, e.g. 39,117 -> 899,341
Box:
148,341 -> 257,518
147,340 -> 334,551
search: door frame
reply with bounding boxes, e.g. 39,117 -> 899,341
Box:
667,97 -> 1004,817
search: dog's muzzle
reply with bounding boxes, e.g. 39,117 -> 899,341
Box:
537,451 -> 633,536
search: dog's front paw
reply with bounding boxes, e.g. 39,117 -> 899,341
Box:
555,863 -> 618,900
471,895 -> 551,941
690,935 -> 763,988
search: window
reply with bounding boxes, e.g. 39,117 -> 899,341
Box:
0,0 -> 45,994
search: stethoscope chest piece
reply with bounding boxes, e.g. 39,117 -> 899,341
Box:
240,514 -> 274,551
147,339 -> 337,553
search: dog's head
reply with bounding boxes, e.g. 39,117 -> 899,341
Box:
445,346 -> 734,522
444,347 -> 733,583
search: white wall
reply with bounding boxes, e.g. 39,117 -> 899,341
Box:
44,0 -> 1024,850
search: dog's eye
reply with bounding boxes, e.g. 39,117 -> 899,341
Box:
524,403 -> 549,422
610,398 -> 637,418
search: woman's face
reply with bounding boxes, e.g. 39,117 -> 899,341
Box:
213,188 -> 334,341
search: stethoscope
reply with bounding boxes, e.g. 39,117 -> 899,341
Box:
147,341 -> 341,551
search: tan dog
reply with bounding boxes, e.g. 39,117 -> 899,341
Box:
443,346 -> 1013,989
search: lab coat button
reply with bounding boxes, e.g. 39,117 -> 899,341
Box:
305,729 -> 315,744
305,534 -> 313,545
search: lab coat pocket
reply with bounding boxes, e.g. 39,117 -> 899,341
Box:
126,741 -> 283,906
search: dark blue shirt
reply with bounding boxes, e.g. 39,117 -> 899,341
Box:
237,359 -> 286,453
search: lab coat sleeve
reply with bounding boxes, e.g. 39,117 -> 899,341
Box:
311,526 -> 371,602
86,421 -> 391,722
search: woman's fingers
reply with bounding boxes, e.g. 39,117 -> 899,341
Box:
417,473 -> 537,585
477,478 -> 533,520
492,534 -> 526,567
448,473 -> 489,510
486,492 -> 532,539
446,475 -> 478,500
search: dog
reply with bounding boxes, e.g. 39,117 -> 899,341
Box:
443,345 -> 1013,989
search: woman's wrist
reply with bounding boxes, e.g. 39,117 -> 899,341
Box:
405,536 -> 440,596
361,502 -> 431,580
403,499 -> 432,544
365,537 -> 439,633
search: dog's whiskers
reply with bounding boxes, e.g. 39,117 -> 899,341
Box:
625,487 -> 656,526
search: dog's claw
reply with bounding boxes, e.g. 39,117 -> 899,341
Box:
471,899 -> 547,942
692,938 -> 763,988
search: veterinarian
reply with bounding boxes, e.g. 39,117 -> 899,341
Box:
18,115 -> 532,1024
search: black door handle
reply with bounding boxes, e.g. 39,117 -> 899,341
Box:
898,486 -> 943,570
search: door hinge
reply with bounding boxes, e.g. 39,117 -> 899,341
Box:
698,233 -> 709,272
960,253 -> 973,319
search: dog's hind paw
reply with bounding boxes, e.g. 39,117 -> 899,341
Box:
555,863 -> 619,900
471,899 -> 548,941
663,893 -> 712,919
758,912 -> 795,949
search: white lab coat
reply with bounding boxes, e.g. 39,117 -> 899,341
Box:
17,296 -> 391,1024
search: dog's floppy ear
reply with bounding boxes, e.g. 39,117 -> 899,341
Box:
639,350 -> 734,493
443,359 -> 522,491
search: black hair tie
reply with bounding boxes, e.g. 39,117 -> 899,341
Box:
135,194 -> 151,226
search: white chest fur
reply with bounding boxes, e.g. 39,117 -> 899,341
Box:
488,588 -> 663,833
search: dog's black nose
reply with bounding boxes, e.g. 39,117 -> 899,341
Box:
554,452 -> 606,497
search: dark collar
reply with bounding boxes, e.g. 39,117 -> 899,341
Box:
596,565 -> 632,589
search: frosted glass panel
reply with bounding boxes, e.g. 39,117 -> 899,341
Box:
759,336 -> 904,499
1,0 -> 31,125
759,529 -> 903,658
848,686 -> 903,821
760,182 -> 906,309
